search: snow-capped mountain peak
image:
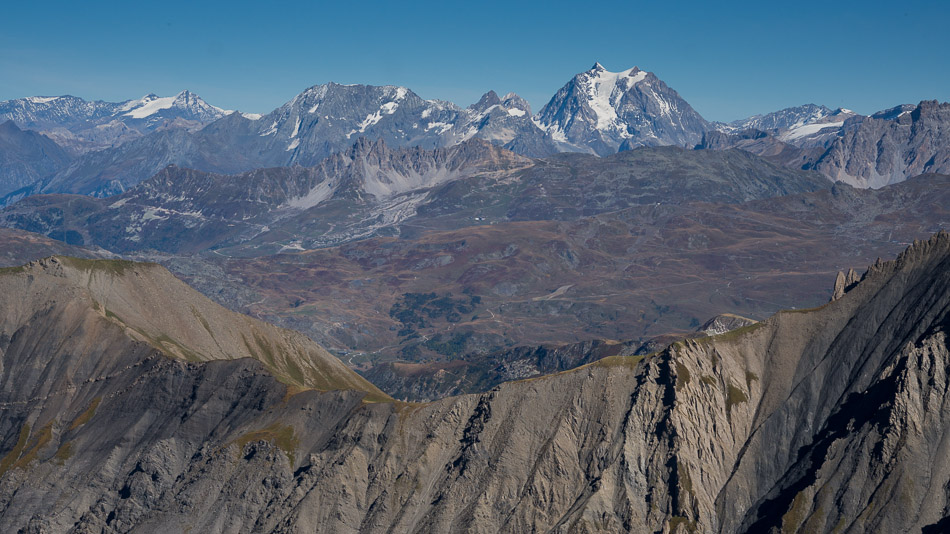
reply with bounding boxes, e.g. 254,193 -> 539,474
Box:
536,63 -> 709,155
723,104 -> 837,134
120,90 -> 229,120
0,91 -> 232,153
581,64 -> 649,130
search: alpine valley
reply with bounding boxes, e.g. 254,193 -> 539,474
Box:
1,61 -> 949,533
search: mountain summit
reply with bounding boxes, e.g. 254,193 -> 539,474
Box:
536,63 -> 709,154
118,90 -> 229,123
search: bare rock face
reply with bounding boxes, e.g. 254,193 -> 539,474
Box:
1,233 -> 950,532
537,63 -> 710,155
831,267 -> 862,300
812,100 -> 950,188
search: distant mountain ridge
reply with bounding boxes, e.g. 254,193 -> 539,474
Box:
0,121 -> 73,196
809,100 -> 950,188
0,90 -> 230,154
702,100 -> 950,188
2,66 -> 947,202
0,64 -> 718,198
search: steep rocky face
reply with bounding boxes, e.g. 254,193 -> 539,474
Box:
254,83 -> 459,163
811,100 -> 950,188
537,63 -> 710,154
1,234 -> 949,532
774,107 -> 860,149
30,117 -> 264,198
0,121 -> 73,197
708,101 -> 950,190
700,106 -> 863,177
721,105 -> 859,149
448,91 -> 559,157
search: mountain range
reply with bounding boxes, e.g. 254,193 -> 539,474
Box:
2,233 -> 950,532
0,90 -> 231,154
1,58 -> 950,532
3,64 -> 947,203
0,140 -> 827,254
6,139 -> 948,403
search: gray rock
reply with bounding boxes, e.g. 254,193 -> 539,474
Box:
1,233 -> 950,532
0,121 -> 72,197
811,100 -> 950,188
537,63 -> 710,154
0,91 -> 230,154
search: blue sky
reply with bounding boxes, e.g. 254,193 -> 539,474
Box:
1,0 -> 947,122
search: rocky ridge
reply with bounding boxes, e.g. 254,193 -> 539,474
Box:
0,91 -> 230,154
8,64 -> 716,199
810,100 -> 950,188
0,233 -> 949,532
0,142 -> 828,255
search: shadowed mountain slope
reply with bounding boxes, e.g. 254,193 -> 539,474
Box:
0,121 -> 73,197
0,234 -> 949,532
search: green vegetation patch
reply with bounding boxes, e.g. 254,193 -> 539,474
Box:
0,424 -> 31,476
675,362 -> 691,392
253,333 -> 279,368
69,397 -> 101,431
424,331 -> 474,358
669,516 -> 698,533
726,383 -> 749,416
700,375 -> 717,387
191,305 -> 214,337
17,421 -> 54,469
54,441 -> 74,464
60,256 -> 143,276
0,421 -> 55,475
389,290 -> 481,337
592,355 -> 645,371
0,265 -> 27,275
745,371 -> 759,390
234,422 -> 300,466
152,334 -> 203,363
782,491 -> 809,534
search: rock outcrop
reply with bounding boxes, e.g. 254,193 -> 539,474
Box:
831,267 -> 862,300
1,232 -> 950,532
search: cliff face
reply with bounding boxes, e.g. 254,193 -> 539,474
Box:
1,233 -> 950,533
812,100 -> 950,188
